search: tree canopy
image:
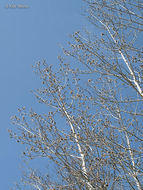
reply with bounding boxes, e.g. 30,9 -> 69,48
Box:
10,0 -> 143,189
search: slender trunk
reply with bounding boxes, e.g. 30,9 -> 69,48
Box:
62,105 -> 94,190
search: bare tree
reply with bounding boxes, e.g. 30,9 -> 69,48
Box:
10,0 -> 143,189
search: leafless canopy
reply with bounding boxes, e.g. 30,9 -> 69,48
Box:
10,0 -> 143,189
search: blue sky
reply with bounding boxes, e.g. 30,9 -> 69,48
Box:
0,0 -> 86,189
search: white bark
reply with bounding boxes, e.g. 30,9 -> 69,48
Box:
95,13 -> 142,188
62,105 -> 94,190
125,132 -> 142,190
91,13 -> 143,97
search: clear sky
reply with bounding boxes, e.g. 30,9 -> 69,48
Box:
0,0 -> 85,189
